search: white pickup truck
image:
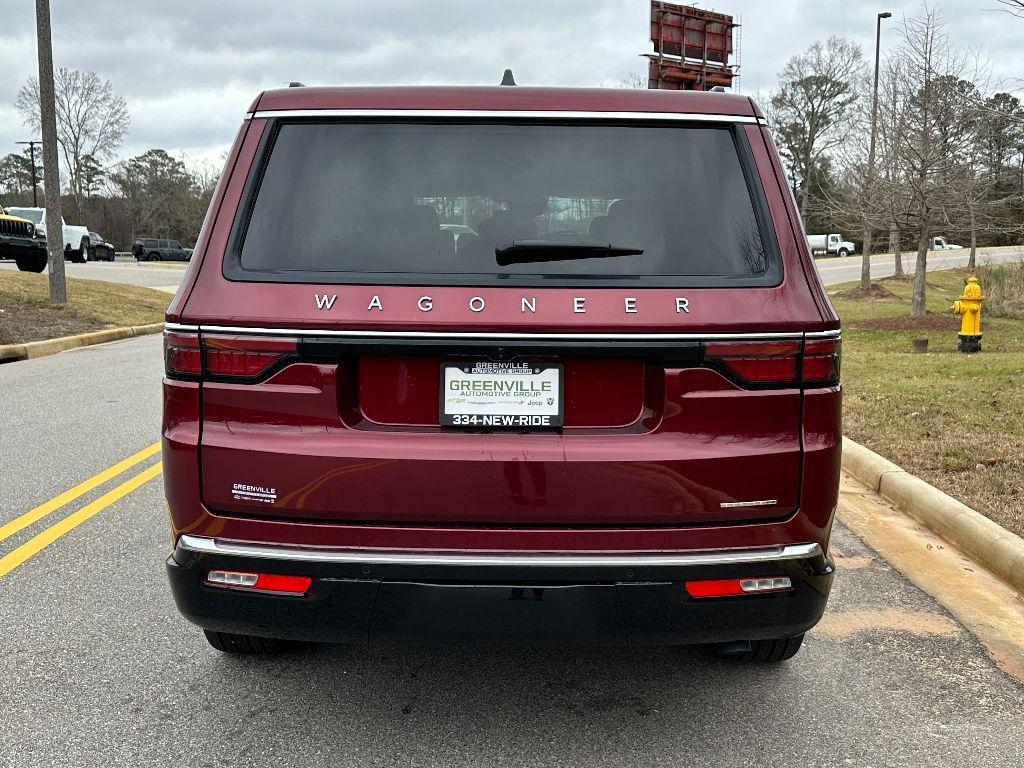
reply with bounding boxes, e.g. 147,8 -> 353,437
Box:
806,233 -> 855,258
931,236 -> 963,250
4,206 -> 92,263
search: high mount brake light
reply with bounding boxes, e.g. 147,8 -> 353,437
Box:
163,332 -> 298,381
704,338 -> 840,388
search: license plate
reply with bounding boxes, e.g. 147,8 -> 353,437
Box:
440,362 -> 563,428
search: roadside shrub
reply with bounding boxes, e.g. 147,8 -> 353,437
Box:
975,260 -> 1024,318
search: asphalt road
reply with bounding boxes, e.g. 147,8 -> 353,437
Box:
2,246 -> 1021,293
0,256 -> 186,292
811,246 -> 1022,285
1,334 -> 1023,767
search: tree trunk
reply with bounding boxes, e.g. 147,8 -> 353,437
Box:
860,228 -> 872,291
798,148 -> 816,220
35,0 -> 66,306
890,223 -> 905,278
911,226 -> 929,317
968,226 -> 977,270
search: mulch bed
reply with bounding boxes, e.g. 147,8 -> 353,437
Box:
849,312 -> 959,332
831,283 -> 897,301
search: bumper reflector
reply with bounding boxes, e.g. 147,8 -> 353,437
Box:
206,570 -> 312,595
685,576 -> 792,598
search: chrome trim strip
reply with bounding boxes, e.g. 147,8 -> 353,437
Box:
245,108 -> 759,124
177,535 -> 821,568
720,499 -> 778,509
191,324 -> 805,342
170,322 -> 837,343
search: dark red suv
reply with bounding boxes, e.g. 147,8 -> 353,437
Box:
163,86 -> 840,661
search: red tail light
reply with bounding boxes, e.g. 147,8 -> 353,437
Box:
164,330 -> 201,377
164,332 -> 298,382
203,334 -> 298,379
802,338 -> 841,384
705,340 -> 801,385
704,337 -> 840,388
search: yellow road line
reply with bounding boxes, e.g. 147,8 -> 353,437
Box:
0,441 -> 160,544
0,462 -> 163,578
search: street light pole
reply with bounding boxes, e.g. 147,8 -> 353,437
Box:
860,10 -> 891,292
15,140 -> 40,206
33,0 -> 67,305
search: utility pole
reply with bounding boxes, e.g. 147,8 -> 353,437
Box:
861,10 -> 891,292
15,140 -> 40,206
34,0 -> 67,305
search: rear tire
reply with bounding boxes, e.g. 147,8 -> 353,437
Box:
710,634 -> 804,663
148,251 -> 161,261
203,629 -> 286,654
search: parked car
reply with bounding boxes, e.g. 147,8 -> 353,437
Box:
5,206 -> 90,262
931,236 -> 963,250
163,86 -> 841,661
0,204 -> 48,272
88,232 -> 116,261
133,238 -> 193,261
806,233 -> 855,258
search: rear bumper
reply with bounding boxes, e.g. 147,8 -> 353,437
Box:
166,536 -> 834,646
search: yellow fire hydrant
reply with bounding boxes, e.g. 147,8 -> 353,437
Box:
951,276 -> 984,353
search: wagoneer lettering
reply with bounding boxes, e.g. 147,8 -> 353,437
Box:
164,86 -> 840,661
313,292 -> 694,316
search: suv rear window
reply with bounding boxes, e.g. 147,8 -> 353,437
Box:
228,120 -> 779,286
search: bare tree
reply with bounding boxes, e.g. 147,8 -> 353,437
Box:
999,0 -> 1024,17
770,38 -> 865,219
15,67 -> 129,210
883,8 -> 978,316
616,72 -> 648,89
878,59 -> 910,277
936,88 -> 1018,269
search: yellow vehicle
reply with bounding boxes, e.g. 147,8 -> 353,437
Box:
0,204 -> 48,272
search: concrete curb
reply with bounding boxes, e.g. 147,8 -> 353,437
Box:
842,436 -> 1024,595
0,322 -> 163,363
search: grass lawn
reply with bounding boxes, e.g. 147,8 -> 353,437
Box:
0,270 -> 171,345
831,267 -> 1024,537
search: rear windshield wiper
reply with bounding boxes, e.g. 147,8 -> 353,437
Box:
495,240 -> 644,267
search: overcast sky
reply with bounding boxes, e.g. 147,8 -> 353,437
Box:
1,0 -> 1021,170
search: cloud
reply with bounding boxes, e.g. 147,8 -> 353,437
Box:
1,0 -> 1021,166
